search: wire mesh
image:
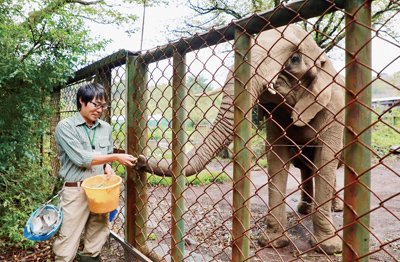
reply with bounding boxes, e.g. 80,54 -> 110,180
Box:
48,1 -> 400,261
49,53 -> 132,243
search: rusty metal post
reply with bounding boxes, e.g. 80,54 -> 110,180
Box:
344,1 -> 372,261
126,54 -> 148,249
232,27 -> 252,262
171,50 -> 187,262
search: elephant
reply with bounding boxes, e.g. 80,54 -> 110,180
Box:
136,24 -> 345,254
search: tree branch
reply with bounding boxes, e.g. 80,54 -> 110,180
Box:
188,0 -> 243,19
372,1 -> 399,20
71,0 -> 103,5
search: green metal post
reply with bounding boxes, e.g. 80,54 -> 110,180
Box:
50,90 -> 61,177
95,69 -> 112,123
232,28 -> 252,262
344,1 -> 372,261
171,51 -> 187,262
126,54 -> 148,249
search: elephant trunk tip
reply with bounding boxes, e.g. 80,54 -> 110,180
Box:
134,154 -> 148,171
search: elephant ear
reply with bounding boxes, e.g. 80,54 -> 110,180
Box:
291,52 -> 334,127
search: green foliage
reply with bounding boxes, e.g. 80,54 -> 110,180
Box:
148,127 -> 173,141
116,164 -> 127,179
250,126 -> 267,160
372,72 -> 400,98
174,0 -> 400,53
0,167 -> 62,248
173,0 -> 275,33
187,75 -> 213,94
257,158 -> 268,168
372,109 -> 400,156
148,174 -> 171,187
186,170 -> 231,186
146,79 -> 222,126
0,0 -> 145,247
147,233 -> 157,240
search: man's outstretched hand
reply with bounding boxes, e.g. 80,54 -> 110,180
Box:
116,154 -> 137,167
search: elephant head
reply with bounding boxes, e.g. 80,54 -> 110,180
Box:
136,24 -> 341,176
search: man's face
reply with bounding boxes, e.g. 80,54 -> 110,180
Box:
79,96 -> 107,125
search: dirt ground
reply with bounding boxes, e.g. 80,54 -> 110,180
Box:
144,157 -> 400,262
3,158 -> 400,261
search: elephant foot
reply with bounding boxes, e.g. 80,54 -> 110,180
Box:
311,235 -> 342,255
297,202 -> 313,214
258,231 -> 290,248
332,197 -> 343,212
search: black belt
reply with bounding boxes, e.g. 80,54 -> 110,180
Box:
64,181 -> 83,187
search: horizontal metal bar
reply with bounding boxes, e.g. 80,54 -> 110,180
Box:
140,0 -> 345,64
61,49 -> 140,87
109,231 -> 152,262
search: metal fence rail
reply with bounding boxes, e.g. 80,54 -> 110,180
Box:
49,0 -> 400,261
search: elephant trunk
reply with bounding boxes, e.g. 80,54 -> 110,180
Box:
137,72 -> 237,177
136,58 -> 281,177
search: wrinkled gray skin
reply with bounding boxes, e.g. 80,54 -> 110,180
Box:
136,25 -> 344,254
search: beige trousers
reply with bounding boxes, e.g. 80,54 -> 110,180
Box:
53,185 -> 110,262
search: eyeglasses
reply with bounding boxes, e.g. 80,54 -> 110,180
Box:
89,101 -> 110,110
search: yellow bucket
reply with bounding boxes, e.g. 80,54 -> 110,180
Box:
81,175 -> 122,214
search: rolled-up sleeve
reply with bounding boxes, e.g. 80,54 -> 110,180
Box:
55,121 -> 94,168
108,126 -> 113,155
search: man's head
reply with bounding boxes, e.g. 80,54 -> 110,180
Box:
76,83 -> 108,111
76,83 -> 108,125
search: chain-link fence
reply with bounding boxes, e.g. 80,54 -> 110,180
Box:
50,50 -> 143,256
49,0 -> 400,261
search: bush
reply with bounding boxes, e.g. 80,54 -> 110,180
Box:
0,165 -> 62,248
257,158 -> 268,168
372,109 -> 400,156
148,127 -> 164,141
147,170 -> 231,187
187,170 -> 231,186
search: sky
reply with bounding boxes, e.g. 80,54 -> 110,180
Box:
90,4 -> 190,55
88,3 -> 400,81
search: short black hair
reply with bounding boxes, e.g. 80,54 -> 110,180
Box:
76,83 -> 107,111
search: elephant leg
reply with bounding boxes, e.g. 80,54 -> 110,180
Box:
258,146 -> 291,249
331,178 -> 343,212
311,151 -> 342,254
299,166 -> 343,213
298,167 -> 314,215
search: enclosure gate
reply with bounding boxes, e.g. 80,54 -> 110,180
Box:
50,0 -> 400,261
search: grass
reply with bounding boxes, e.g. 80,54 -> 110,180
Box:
257,158 -> 268,168
372,110 -> 400,157
147,233 -> 157,240
147,169 -> 231,187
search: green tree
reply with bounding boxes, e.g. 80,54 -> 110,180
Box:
372,72 -> 400,98
0,0 -> 158,247
186,75 -> 222,125
173,0 -> 400,52
145,76 -> 222,126
187,74 -> 213,94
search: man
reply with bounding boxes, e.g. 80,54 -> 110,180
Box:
54,83 -> 136,262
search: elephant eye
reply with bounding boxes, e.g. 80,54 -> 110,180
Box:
290,54 -> 300,63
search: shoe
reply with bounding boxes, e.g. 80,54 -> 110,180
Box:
77,254 -> 100,262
